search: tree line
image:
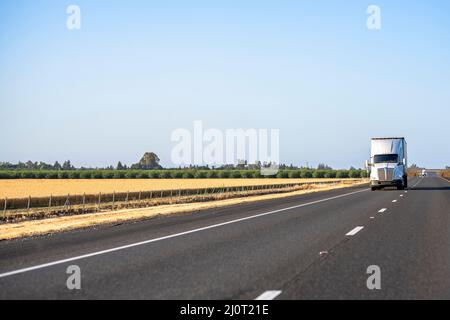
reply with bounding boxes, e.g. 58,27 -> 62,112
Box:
0,152 -> 163,171
0,152 -> 368,179
0,152 -> 348,172
0,169 -> 367,179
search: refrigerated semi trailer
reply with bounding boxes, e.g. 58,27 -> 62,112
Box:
365,137 -> 408,191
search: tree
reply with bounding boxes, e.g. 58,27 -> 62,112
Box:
116,161 -> 125,170
134,152 -> 162,170
247,160 -> 261,170
38,161 -> 53,170
236,160 -> 247,169
53,161 -> 62,170
25,161 -> 35,169
62,160 -> 74,170
317,163 -> 332,170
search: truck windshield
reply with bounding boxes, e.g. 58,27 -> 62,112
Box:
373,154 -> 399,163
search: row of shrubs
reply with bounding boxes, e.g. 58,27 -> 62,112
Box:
0,169 -> 368,180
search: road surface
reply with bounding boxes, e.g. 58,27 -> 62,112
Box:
0,174 -> 449,299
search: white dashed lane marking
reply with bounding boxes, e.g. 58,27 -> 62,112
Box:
346,226 -> 364,236
0,188 -> 370,279
255,291 -> 282,300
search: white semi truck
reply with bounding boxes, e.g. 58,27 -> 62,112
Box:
366,137 -> 408,191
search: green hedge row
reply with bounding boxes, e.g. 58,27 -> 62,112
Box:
0,169 -> 368,180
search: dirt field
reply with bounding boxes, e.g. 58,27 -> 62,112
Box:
0,178 -> 355,199
0,181 -> 366,240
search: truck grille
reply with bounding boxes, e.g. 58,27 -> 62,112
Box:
377,168 -> 394,181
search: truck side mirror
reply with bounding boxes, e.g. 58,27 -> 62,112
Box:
365,160 -> 371,168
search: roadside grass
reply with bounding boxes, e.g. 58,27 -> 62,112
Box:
0,180 -> 367,241
407,169 -> 421,177
0,179 -> 365,223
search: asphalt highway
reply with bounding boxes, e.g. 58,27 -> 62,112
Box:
0,174 -> 448,299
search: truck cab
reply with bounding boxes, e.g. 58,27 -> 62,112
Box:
366,137 -> 408,191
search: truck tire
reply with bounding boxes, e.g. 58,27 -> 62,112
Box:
403,176 -> 408,189
371,186 -> 377,191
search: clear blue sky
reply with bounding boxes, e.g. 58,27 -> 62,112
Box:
1,0 -> 449,169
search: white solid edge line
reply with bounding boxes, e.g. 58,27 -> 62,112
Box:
378,208 -> 387,213
255,290 -> 282,300
0,188 -> 369,279
346,226 -> 364,236
439,176 -> 450,184
410,177 -> 423,189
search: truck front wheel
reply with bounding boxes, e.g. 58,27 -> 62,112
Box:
397,179 -> 406,190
